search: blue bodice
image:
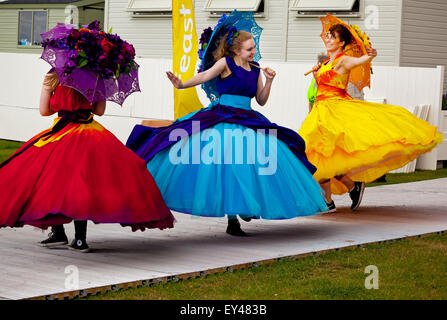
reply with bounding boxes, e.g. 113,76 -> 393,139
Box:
216,56 -> 260,98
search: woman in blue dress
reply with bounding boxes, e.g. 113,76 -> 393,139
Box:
127,28 -> 328,236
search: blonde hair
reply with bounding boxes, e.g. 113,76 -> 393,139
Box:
43,72 -> 60,93
213,30 -> 253,61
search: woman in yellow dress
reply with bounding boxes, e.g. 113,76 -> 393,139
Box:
299,24 -> 443,212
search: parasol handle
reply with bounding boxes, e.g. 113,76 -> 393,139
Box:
304,64 -> 322,76
304,48 -> 355,76
249,63 -> 276,77
304,69 -> 314,76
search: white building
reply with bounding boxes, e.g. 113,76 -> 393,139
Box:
106,0 -> 447,93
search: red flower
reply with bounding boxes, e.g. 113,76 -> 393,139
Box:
101,38 -> 115,53
70,29 -> 81,40
123,44 -> 135,57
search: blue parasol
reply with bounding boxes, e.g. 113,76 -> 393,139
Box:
198,10 -> 263,105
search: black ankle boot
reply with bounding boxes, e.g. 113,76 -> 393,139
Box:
226,218 -> 248,237
38,225 -> 68,247
68,220 -> 90,252
68,238 -> 90,253
239,215 -> 252,222
74,220 -> 87,240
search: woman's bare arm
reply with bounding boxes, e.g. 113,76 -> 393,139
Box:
255,68 -> 275,106
334,48 -> 377,74
167,57 -> 227,89
39,85 -> 56,116
93,101 -> 106,116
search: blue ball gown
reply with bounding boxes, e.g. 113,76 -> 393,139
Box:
127,56 -> 328,220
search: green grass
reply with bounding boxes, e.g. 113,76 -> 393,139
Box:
0,139 -> 23,163
366,168 -> 447,187
82,233 -> 447,300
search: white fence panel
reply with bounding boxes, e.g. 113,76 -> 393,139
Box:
0,53 -> 445,169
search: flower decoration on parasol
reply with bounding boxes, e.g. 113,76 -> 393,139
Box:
40,20 -> 140,106
197,10 -> 263,105
320,13 -> 373,91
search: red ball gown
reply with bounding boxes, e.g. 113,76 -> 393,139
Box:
0,85 -> 175,231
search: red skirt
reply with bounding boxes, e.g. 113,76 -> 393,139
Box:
0,117 -> 175,231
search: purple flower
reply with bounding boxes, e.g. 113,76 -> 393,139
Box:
198,49 -> 205,60
226,27 -> 239,46
44,23 -> 138,80
88,20 -> 101,31
69,50 -> 77,59
199,27 -> 213,45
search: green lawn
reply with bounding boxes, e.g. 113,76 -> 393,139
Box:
0,139 -> 23,163
367,168 -> 447,187
82,233 -> 447,300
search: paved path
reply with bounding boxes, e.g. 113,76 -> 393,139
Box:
1,178 -> 446,300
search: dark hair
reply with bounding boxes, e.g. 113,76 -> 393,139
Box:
329,24 -> 352,49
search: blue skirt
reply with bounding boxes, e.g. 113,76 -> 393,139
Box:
128,94 -> 328,219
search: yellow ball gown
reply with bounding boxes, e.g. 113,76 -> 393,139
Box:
299,53 -> 444,195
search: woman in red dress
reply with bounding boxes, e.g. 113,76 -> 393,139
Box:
0,72 -> 175,252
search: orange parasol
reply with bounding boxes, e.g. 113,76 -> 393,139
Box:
320,13 -> 372,91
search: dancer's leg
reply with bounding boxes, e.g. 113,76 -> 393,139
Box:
335,175 -> 354,191
68,220 -> 90,253
320,179 -> 332,203
38,224 -> 68,247
320,179 -> 336,213
335,175 -> 365,211
226,215 -> 247,237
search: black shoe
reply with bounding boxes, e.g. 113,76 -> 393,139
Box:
349,182 -> 365,211
38,231 -> 68,247
324,200 -> 336,213
226,219 -> 248,237
239,215 -> 252,222
68,238 -> 90,253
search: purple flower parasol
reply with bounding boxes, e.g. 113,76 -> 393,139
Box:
40,22 -> 140,106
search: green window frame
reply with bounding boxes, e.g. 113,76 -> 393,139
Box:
18,10 -> 48,47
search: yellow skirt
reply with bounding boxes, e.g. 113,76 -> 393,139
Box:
299,97 -> 444,195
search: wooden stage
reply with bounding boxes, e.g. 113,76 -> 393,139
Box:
1,178 -> 446,300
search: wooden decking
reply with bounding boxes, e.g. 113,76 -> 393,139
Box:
1,178 -> 446,300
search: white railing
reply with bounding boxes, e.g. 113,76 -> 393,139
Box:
0,52 -> 445,169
